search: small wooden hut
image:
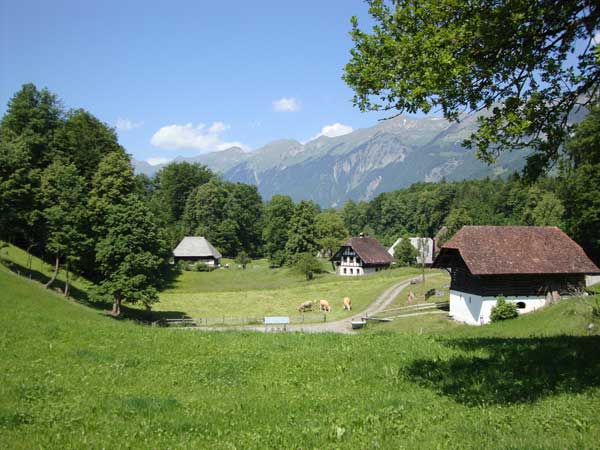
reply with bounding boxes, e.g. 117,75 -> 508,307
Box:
173,236 -> 222,266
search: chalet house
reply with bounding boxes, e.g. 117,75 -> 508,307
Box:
173,236 -> 222,266
433,226 -> 600,325
332,235 -> 394,276
388,237 -> 434,266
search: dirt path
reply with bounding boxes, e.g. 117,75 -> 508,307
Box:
179,274 -> 440,334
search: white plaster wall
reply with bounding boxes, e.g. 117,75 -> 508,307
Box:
338,265 -> 363,276
449,290 -> 547,325
337,265 -> 381,276
586,275 -> 600,287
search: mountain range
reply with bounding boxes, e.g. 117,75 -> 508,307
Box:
133,113 -> 528,207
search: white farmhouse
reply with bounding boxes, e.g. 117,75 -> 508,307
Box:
432,226 -> 600,325
331,234 -> 395,276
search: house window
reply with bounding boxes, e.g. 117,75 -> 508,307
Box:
343,268 -> 346,274
350,268 -> 354,275
516,301 -> 526,309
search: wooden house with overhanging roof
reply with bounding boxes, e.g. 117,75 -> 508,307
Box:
432,226 -> 600,325
331,234 -> 395,276
173,236 -> 222,266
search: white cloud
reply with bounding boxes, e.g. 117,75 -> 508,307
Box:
208,121 -> 229,133
146,157 -> 172,166
115,117 -> 143,131
272,97 -> 300,112
307,123 -> 354,142
150,121 -> 248,153
594,31 -> 600,45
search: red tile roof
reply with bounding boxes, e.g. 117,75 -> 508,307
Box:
434,226 -> 600,275
334,236 -> 395,266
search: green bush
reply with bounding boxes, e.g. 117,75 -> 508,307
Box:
195,262 -> 211,272
591,297 -> 600,319
490,296 -> 519,322
294,253 -> 321,280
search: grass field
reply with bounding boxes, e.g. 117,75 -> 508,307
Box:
155,263 -> 424,322
0,243 -> 425,322
1,264 -> 600,449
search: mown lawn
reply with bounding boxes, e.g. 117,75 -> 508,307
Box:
1,266 -> 600,449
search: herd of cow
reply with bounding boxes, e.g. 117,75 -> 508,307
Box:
297,297 -> 352,313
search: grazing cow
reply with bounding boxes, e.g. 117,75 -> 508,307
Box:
319,299 -> 331,312
343,297 -> 352,311
297,301 -> 313,312
407,291 -> 416,304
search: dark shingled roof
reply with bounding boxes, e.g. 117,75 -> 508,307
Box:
333,236 -> 395,266
433,226 -> 600,275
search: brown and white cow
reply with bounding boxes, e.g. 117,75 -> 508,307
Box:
297,300 -> 313,312
319,299 -> 331,312
343,297 -> 352,311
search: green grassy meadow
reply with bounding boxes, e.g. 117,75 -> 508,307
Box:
1,263 -> 600,449
156,262 -> 423,322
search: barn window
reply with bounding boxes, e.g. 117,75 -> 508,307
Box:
516,301 -> 526,309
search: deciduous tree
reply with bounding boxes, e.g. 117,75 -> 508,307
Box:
344,0 -> 600,178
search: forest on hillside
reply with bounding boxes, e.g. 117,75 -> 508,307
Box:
1,84 -> 599,313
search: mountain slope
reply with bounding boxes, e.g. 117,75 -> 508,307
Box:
134,113 -> 528,206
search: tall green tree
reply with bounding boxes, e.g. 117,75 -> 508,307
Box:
284,200 -> 319,263
344,0 -> 600,178
560,101 -> 600,263
314,210 -> 349,257
438,208 -> 474,246
89,152 -> 136,222
342,199 -> 369,236
262,195 -> 295,266
394,237 -> 418,267
154,162 -> 214,223
52,109 -> 125,183
0,138 -> 35,243
40,161 -> 89,294
95,195 -> 170,316
0,83 -> 63,168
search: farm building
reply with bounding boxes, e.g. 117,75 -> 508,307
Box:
332,234 -> 394,276
432,226 -> 600,325
388,237 -> 434,266
173,236 -> 222,266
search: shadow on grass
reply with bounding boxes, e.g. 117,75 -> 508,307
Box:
406,335 -> 600,406
2,260 -> 187,322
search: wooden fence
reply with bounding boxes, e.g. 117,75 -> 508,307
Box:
153,312 -> 329,327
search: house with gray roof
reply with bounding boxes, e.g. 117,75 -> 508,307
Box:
173,236 -> 222,266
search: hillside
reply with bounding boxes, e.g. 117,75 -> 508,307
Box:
134,113 -> 527,206
1,263 -> 600,449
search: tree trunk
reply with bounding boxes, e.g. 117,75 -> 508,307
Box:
26,243 -> 35,279
63,261 -> 70,297
111,296 -> 122,317
45,255 -> 60,289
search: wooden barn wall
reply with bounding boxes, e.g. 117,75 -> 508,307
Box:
450,269 -> 586,296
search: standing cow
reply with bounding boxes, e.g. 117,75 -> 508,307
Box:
297,301 -> 313,312
343,297 -> 352,311
319,299 -> 331,312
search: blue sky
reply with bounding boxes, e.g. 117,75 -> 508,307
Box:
0,0 -> 393,164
